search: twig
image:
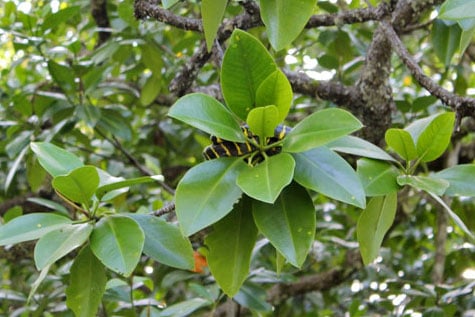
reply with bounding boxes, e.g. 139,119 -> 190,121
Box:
380,21 -> 475,123
306,3 -> 388,28
134,0 -> 202,32
153,202 -> 175,217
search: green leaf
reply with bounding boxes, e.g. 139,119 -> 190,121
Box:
90,216 -> 145,277
202,0 -> 227,51
427,192 -> 474,239
255,70 -> 293,122
234,283 -> 273,312
34,223 -> 93,270
96,174 -> 164,201
246,105 -> 280,139
293,147 -> 366,208
41,6 -> 81,32
415,112 -> 455,162
434,164 -> 475,196
439,0 -> 475,20
260,0 -> 315,51
385,128 -> 417,161
357,193 -> 397,265
357,158 -> 400,197
283,108 -> 363,153
127,214 -> 194,270
327,135 -> 396,162
27,197 -> 69,215
221,29 -> 277,120
66,246 -> 107,317
168,93 -> 245,142
161,0 -> 179,9
397,175 -> 450,196
52,166 -> 99,205
431,19 -> 462,66
47,60 -> 76,94
205,197 -> 258,297
157,298 -> 212,317
252,183 -> 315,267
0,213 -> 71,246
175,158 -> 245,236
140,75 -> 161,106
236,153 -> 295,203
30,142 -> 83,177
96,108 -> 132,141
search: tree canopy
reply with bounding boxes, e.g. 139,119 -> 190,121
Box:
1,0 -> 475,316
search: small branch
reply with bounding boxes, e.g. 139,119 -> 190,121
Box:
267,250 -> 361,305
134,0 -> 202,32
306,3 -> 388,28
95,128 -> 176,195
380,21 -> 475,122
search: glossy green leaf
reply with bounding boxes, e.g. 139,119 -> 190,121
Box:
252,183 -> 315,267
66,246 -> 107,317
157,298 -> 212,317
0,213 -> 71,246
221,29 -> 277,120
47,60 -> 76,93
237,153 -> 295,203
127,214 -> 194,270
205,197 -> 258,297
30,142 -> 83,177
90,216 -> 145,277
415,112 -> 455,162
255,70 -> 293,122
202,0 -> 227,51
439,0 -> 475,20
434,164 -> 475,196
397,175 -> 449,196
293,147 -> 366,208
357,158 -> 400,196
431,19 -> 462,66
168,93 -> 245,142
260,0 -> 315,51
34,223 -> 93,270
52,166 -> 99,205
327,135 -> 396,162
385,128 -> 417,161
246,105 -> 280,139
283,108 -> 363,153
96,174 -> 164,201
357,193 -> 397,265
175,158 -> 245,236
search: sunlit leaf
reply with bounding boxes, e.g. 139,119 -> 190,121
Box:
283,108 -> 363,153
168,93 -> 245,142
385,128 -> 417,161
52,166 -> 99,205
246,105 -> 280,139
255,70 -> 293,122
202,0 -> 227,51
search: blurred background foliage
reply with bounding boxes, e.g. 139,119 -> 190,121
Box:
0,0 -> 474,316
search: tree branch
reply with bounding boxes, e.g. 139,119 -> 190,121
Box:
134,0 -> 202,32
306,3 -> 388,28
380,21 -> 475,122
91,0 -> 111,45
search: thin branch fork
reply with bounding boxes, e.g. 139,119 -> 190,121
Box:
380,21 -> 475,121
